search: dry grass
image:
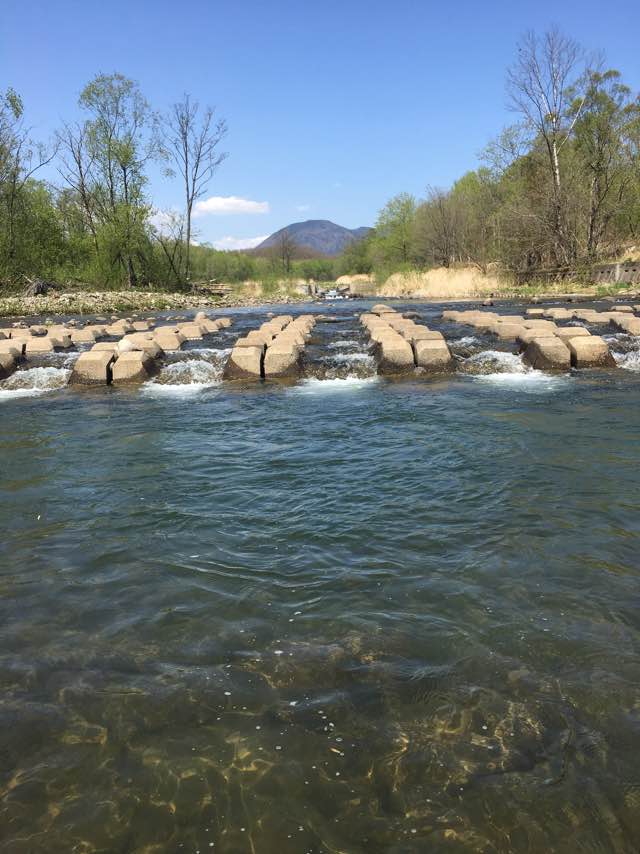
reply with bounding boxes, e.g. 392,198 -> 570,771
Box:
376,267 -> 506,300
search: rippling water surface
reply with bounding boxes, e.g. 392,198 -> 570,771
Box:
1,301 -> 640,852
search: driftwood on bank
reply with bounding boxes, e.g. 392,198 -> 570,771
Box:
22,277 -> 58,298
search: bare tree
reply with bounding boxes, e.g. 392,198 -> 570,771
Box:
149,208 -> 186,284
414,188 -> 461,267
507,27 -> 587,265
276,230 -> 297,274
162,95 -> 227,283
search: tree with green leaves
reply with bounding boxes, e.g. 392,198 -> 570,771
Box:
0,87 -> 58,279
58,73 -> 156,287
371,193 -> 417,269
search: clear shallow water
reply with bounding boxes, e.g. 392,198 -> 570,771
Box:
1,302 -> 640,852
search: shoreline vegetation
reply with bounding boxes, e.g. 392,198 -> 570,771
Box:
1,268 -> 638,319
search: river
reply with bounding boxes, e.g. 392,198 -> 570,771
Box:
1,299 -> 640,852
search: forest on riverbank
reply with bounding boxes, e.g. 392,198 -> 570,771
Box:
1,27 -> 639,295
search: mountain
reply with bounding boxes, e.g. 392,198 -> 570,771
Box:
255,220 -> 371,257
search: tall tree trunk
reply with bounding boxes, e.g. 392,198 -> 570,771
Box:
185,201 -> 192,285
550,140 -> 568,266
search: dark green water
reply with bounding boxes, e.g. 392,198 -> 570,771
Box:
1,302 -> 640,853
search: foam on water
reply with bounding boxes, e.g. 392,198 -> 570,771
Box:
327,339 -> 360,349
142,359 -> 222,397
464,349 -> 527,375
613,347 -> 640,372
292,375 -> 379,394
0,366 -> 71,401
187,347 -> 232,358
326,352 -> 375,366
452,335 -> 480,346
464,349 -> 570,391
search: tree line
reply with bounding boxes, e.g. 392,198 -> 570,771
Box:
360,29 -> 640,282
2,29 -> 639,293
0,73 -> 227,290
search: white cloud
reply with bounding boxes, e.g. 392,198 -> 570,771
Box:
193,196 -> 270,217
213,235 -> 269,251
296,204 -> 311,212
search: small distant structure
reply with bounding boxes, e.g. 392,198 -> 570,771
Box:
191,279 -> 233,296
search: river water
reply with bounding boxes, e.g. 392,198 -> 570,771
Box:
1,300 -> 640,853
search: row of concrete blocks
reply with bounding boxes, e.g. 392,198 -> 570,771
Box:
0,318 -> 158,353
223,315 -> 316,379
69,313 -> 232,384
362,304 -> 454,373
525,306 -> 640,335
442,309 -> 616,370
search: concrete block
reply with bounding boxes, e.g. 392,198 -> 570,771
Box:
414,339 -> 454,371
25,337 -> 54,354
177,322 -> 205,339
0,353 -> 16,379
112,351 -> 157,383
0,340 -> 24,357
554,327 -> 591,341
223,344 -> 264,379
70,350 -> 116,384
376,334 -> 415,373
263,341 -> 301,377
522,337 -> 570,371
568,336 -> 616,368
71,329 -> 96,344
153,331 -> 183,351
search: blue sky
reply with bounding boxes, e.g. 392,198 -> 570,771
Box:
2,0 -> 639,248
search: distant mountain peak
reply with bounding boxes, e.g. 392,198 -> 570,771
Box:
256,219 -> 371,256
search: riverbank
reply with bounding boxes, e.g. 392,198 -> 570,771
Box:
0,288 -> 310,319
352,267 -> 640,302
2,271 -> 639,320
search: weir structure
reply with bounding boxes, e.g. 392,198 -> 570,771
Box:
0,311 -> 234,385
361,304 -> 454,374
441,308 -> 619,369
223,314 -> 316,380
